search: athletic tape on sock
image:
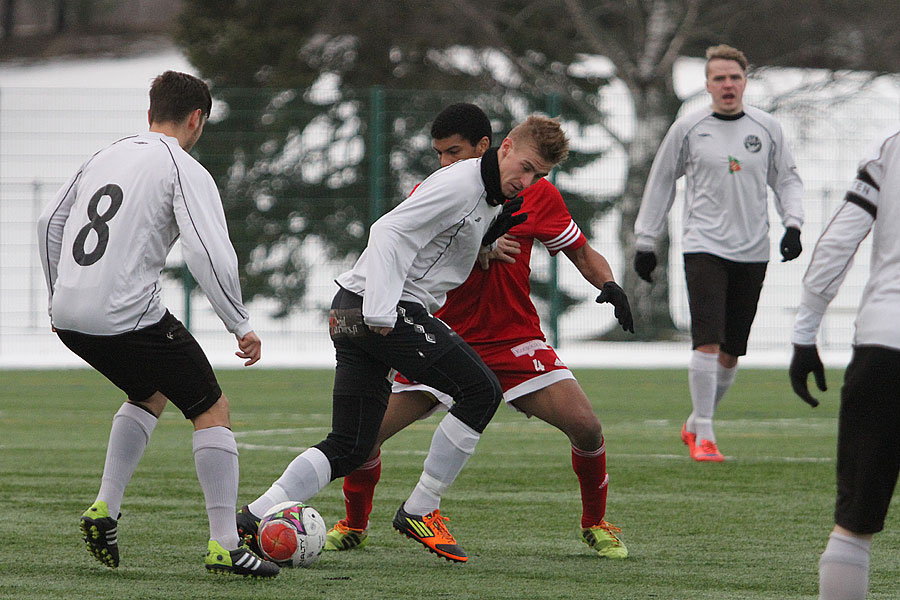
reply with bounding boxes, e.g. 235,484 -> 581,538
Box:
438,413 -> 481,454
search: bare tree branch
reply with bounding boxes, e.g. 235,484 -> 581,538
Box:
561,0 -> 638,85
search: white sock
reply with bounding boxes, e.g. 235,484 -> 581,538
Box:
714,362 -> 738,409
249,447 -> 331,518
819,531 -> 870,600
404,413 -> 480,516
687,350 -> 719,443
96,402 -> 157,519
193,426 -> 240,550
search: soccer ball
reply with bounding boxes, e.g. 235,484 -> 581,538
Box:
257,501 -> 327,567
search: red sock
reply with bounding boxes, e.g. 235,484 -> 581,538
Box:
571,441 -> 608,529
342,452 -> 381,530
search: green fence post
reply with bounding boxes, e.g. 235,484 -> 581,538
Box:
546,92 -> 561,347
368,86 -> 386,224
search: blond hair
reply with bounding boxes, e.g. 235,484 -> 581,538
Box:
705,44 -> 748,76
508,115 -> 569,166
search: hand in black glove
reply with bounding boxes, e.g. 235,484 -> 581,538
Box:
634,250 -> 657,283
596,281 -> 634,333
482,196 -> 527,248
780,227 -> 802,262
789,344 -> 827,407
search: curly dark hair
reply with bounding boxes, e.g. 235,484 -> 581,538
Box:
430,103 -> 493,146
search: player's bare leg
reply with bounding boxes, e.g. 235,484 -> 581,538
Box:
326,390 -> 438,550
511,379 -> 627,558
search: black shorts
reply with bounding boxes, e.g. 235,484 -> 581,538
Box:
317,288 -> 502,479
683,252 -> 767,356
834,345 -> 900,534
55,311 -> 222,420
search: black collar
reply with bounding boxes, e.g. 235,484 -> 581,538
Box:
712,111 -> 745,121
480,147 -> 505,206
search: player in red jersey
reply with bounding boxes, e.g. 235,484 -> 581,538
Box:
324,103 -> 634,558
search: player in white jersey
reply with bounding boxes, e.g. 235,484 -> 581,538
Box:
36,71 -> 278,578
236,116 -> 570,563
634,44 -> 805,461
790,128 -> 900,600
323,103 -> 631,560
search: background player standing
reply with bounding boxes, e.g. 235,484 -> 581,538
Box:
323,103 -> 633,559
634,44 -> 805,461
790,128 -> 900,600
237,114 -> 570,563
37,71 -> 278,577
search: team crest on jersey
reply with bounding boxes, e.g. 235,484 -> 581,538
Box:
728,156 -> 741,173
744,135 -> 762,153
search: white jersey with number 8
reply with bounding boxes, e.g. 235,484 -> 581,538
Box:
37,131 -> 251,338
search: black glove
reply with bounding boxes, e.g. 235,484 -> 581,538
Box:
780,227 -> 802,262
482,196 -> 527,247
634,250 -> 657,283
789,344 -> 827,407
596,281 -> 634,333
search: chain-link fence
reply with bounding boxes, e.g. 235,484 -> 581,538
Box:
3,80 -> 898,367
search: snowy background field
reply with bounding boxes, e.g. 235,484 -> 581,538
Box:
2,47 -> 898,369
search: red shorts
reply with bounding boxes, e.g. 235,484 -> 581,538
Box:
393,339 -> 574,414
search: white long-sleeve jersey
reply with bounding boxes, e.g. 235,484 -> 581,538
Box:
635,105 -> 804,262
335,157 -> 502,328
37,131 -> 252,338
793,127 -> 900,350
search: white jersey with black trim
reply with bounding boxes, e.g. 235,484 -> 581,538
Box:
335,157 -> 502,328
37,131 -> 252,338
635,105 -> 804,262
793,127 -> 900,350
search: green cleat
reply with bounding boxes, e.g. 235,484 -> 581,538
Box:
205,540 -> 279,578
324,519 -> 369,551
80,501 -> 119,568
582,521 -> 628,559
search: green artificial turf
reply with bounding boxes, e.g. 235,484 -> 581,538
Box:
1,367 -> 897,599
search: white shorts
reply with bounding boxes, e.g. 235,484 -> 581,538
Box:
392,339 -> 575,418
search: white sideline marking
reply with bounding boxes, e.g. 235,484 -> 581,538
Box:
615,453 -> 833,463
234,442 -> 834,464
234,427 -> 327,438
236,443 -> 309,453
640,418 -> 834,430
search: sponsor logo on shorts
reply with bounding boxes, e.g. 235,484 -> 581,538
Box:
511,340 -> 549,357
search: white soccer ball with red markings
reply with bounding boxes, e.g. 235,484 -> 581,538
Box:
257,501 -> 326,567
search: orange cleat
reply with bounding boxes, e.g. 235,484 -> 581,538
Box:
681,423 -> 697,455
393,504 -> 467,562
692,438 -> 725,462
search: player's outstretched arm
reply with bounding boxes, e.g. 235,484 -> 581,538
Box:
236,331 -> 261,366
564,243 -> 634,333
